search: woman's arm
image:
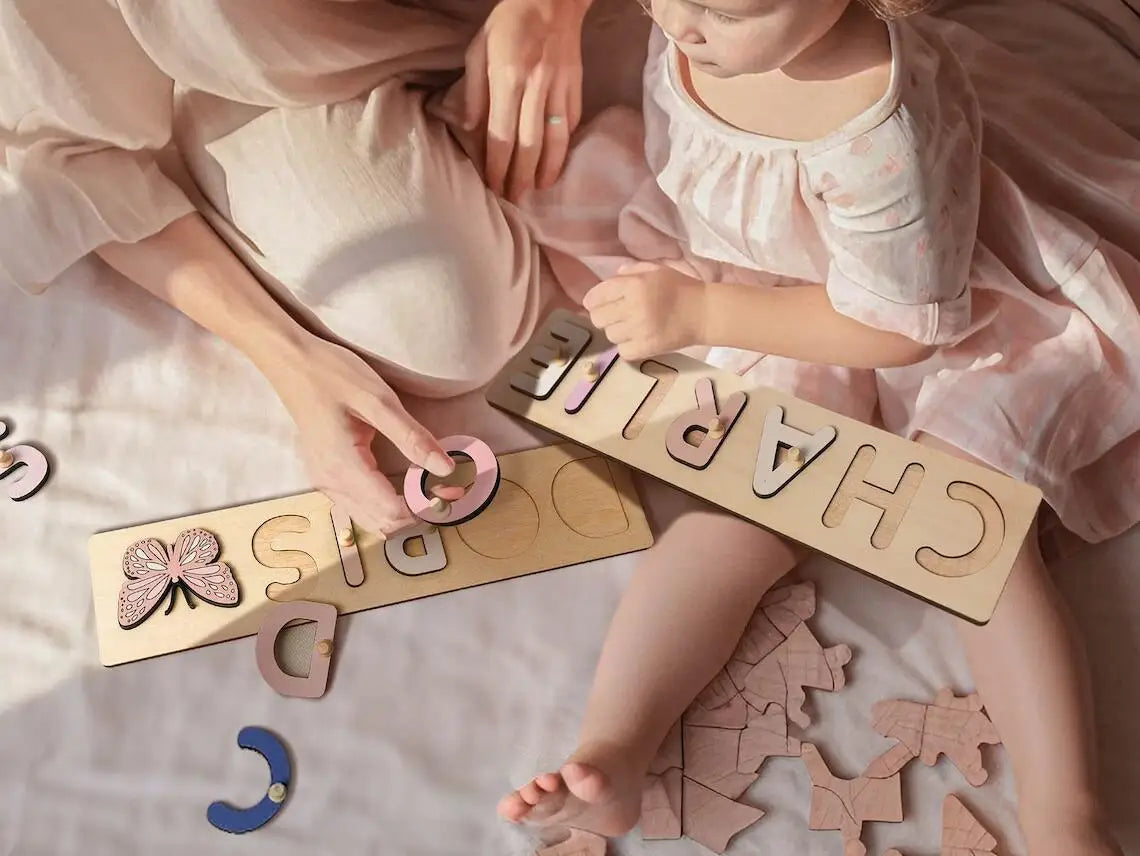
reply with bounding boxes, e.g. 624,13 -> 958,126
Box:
97,213 -> 454,534
96,214 -> 309,373
701,279 -> 935,369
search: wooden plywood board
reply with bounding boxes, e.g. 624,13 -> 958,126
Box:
90,443 -> 652,666
486,310 -> 1042,623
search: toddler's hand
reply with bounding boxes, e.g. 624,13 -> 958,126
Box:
583,262 -> 708,361
264,335 -> 454,537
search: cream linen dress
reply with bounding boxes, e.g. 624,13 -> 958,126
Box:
0,0 -> 647,395
526,0 -> 1140,543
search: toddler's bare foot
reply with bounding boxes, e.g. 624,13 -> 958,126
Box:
497,746 -> 643,838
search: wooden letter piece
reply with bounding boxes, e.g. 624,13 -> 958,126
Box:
864,690 -> 1001,786
403,435 -> 500,526
666,377 -> 748,470
0,418 -> 50,501
565,345 -> 620,414
330,505 -> 364,586
384,522 -> 447,576
510,319 -> 592,399
753,406 -> 836,498
255,600 -> 338,699
207,726 -> 292,835
802,743 -> 903,856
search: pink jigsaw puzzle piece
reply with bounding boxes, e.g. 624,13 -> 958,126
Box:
535,828 -> 607,856
760,581 -> 817,636
738,703 -> 800,772
640,767 -> 683,840
681,777 -> 765,854
802,743 -> 902,855
683,725 -> 759,799
685,692 -> 748,729
648,720 -> 683,775
942,795 -> 999,855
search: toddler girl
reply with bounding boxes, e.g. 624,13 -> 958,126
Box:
498,0 -> 1140,853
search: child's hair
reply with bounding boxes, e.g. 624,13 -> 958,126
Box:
859,0 -> 939,19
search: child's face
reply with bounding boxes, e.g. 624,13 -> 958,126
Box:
647,0 -> 851,77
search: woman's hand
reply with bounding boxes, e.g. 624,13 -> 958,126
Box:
464,0 -> 592,202
583,262 -> 710,361
265,336 -> 455,536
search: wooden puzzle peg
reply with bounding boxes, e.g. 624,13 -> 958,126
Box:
255,600 -> 338,699
786,446 -> 804,466
0,448 -> 13,468
403,435 -> 500,525
207,726 -> 292,834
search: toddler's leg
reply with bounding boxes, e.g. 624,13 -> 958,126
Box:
916,434 -> 1122,856
498,502 -> 800,836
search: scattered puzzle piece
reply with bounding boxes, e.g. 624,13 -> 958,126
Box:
738,703 -> 801,772
881,795 -> 1000,856
695,667 -> 740,711
683,725 -> 759,799
739,623 -> 851,728
682,777 -> 765,854
803,743 -> 903,856
942,794 -> 999,856
758,581 -> 817,637
641,767 -> 683,840
865,690 -> 1000,786
685,692 -> 748,729
535,828 -> 607,856
649,720 -> 684,775
732,582 -> 816,664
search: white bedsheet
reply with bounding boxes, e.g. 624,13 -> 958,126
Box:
2,263 -> 1137,856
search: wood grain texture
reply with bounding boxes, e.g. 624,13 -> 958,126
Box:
89,443 -> 652,666
486,310 -> 1043,623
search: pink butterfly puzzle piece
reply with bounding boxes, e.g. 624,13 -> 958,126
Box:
118,528 -> 240,629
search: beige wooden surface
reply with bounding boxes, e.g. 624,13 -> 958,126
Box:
486,310 -> 1043,623
89,443 -> 653,666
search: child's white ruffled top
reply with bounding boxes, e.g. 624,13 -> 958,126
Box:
527,9 -> 1140,544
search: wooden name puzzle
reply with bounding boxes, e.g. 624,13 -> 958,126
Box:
89,442 -> 652,666
486,310 -> 1043,623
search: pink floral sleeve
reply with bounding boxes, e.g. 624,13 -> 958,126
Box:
800,95 -> 981,346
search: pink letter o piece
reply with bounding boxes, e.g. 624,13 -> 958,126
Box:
402,435 -> 500,525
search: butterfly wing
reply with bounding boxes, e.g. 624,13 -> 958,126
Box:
118,570 -> 173,629
122,538 -> 171,579
181,562 -> 240,608
172,528 -> 220,569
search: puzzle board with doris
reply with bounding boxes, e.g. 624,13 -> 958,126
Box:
89,442 -> 652,666
486,310 -> 1042,623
